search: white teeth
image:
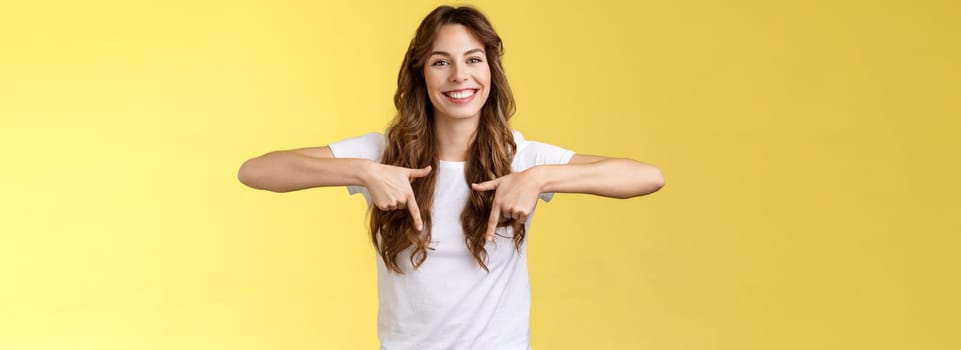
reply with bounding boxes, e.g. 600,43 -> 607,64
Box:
446,90 -> 475,99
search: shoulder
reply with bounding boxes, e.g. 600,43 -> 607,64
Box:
511,129 -> 576,168
512,129 -> 528,149
331,131 -> 385,148
356,131 -> 385,142
512,129 -> 570,155
327,131 -> 385,161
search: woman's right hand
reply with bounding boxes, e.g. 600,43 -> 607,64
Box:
362,163 -> 432,231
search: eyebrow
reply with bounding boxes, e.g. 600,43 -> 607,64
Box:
429,48 -> 485,57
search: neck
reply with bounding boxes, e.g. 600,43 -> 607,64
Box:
433,112 -> 479,162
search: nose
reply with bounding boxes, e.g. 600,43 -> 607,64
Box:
449,62 -> 468,83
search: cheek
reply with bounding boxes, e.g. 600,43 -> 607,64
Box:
480,67 -> 492,95
423,72 -> 446,106
423,70 -> 441,92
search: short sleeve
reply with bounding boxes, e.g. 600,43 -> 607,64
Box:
327,132 -> 385,201
511,130 -> 576,202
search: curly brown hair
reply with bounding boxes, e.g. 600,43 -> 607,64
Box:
370,5 -> 524,274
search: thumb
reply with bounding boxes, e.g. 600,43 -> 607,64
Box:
409,165 -> 432,179
471,178 -> 500,192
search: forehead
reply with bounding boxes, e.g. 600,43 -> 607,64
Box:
431,24 -> 484,53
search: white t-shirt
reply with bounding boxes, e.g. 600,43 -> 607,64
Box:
328,130 -> 575,350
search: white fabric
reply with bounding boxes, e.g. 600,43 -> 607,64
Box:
328,130 -> 575,350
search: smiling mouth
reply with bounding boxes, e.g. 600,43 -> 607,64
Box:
443,89 -> 478,99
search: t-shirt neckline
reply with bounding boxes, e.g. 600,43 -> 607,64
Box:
438,159 -> 465,168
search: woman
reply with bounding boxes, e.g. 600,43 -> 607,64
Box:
238,5 -> 664,349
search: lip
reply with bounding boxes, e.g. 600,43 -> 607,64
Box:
442,88 -> 479,105
443,88 -> 480,93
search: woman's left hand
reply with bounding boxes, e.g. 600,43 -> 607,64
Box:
471,168 -> 545,241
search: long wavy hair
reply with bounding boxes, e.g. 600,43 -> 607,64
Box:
370,5 -> 523,274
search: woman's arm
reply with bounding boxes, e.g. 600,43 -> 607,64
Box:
237,146 -> 432,230
237,146 -> 373,193
532,153 -> 665,199
471,153 -> 664,240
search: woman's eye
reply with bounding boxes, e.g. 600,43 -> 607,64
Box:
468,57 -> 483,63
432,60 -> 449,66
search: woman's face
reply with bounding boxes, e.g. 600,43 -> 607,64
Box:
424,24 -> 491,121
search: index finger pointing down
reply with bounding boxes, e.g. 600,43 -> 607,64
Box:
485,204 -> 500,241
407,196 -> 423,231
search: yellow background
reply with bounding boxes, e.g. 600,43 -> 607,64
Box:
2,0 -> 958,349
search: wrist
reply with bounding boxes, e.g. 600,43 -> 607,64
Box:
355,159 -> 378,187
527,165 -> 555,193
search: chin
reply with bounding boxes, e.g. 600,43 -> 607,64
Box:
442,108 -> 482,119
431,99 -> 486,120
